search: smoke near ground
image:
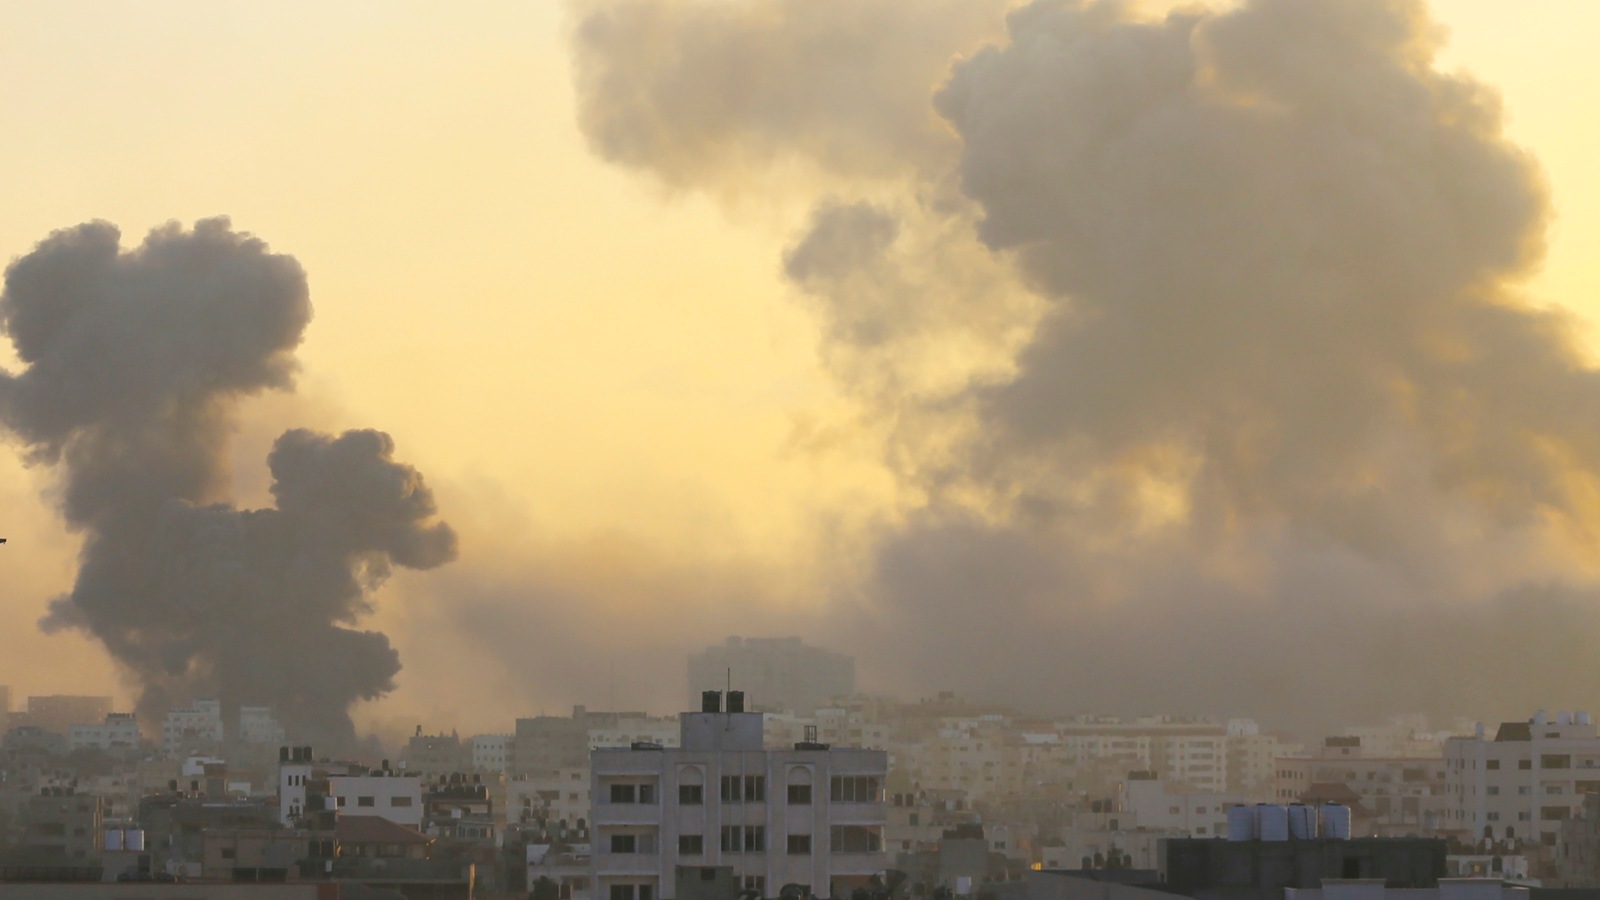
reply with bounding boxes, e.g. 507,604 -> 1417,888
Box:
573,0 -> 1600,729
0,218 -> 456,747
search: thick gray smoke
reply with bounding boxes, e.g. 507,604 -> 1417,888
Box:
574,0 -> 1600,729
0,218 -> 456,746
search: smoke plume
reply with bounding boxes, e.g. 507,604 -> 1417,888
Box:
0,218 -> 456,746
574,0 -> 1600,728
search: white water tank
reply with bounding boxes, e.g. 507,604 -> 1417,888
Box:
1534,710 -> 1548,726
1287,804 -> 1316,839
1559,711 -> 1572,726
1579,711 -> 1592,726
1257,804 -> 1289,841
1227,805 -> 1257,841
126,830 -> 145,852
104,829 -> 124,852
1319,804 -> 1351,840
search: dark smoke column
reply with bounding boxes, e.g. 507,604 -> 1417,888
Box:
0,218 -> 457,748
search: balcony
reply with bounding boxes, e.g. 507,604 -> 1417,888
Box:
828,852 -> 887,875
592,804 -> 663,826
591,853 -> 661,876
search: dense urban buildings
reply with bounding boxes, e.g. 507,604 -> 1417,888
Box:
3,656 -> 1599,897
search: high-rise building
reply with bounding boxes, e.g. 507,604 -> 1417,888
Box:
19,694 -> 112,735
591,691 -> 887,900
687,637 -> 854,715
1443,709 -> 1600,847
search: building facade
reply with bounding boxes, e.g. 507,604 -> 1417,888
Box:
591,695 -> 887,900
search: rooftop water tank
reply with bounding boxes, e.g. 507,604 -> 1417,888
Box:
1319,804 -> 1351,840
1580,711 -> 1593,726
1287,804 -> 1316,840
125,830 -> 145,852
1257,804 -> 1289,842
1226,806 -> 1256,842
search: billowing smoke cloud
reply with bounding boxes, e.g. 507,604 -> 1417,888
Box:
574,0 -> 1600,729
0,218 -> 456,747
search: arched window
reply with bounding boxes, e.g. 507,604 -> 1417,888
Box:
787,766 -> 813,805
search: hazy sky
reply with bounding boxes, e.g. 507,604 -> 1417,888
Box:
3,1 -> 1600,737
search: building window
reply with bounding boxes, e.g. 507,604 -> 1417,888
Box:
639,784 -> 657,804
1487,787 -> 1499,796
721,826 -> 741,852
221,848 -> 236,859
829,825 -> 883,853
744,776 -> 766,802
745,826 -> 765,851
391,796 -> 413,807
1519,760 -> 1532,770
788,834 -> 812,855
830,776 -> 881,803
680,784 -> 703,805
357,796 -> 376,807
611,784 -> 637,804
679,834 -> 704,856
611,834 -> 637,854
1544,755 -> 1572,769
1487,760 -> 1501,770
789,784 -> 812,805
744,876 -> 765,894
721,777 -> 742,803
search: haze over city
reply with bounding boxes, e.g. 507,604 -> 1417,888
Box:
7,0 -> 1600,747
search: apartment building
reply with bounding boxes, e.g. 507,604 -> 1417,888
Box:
1276,736 -> 1448,835
590,692 -> 888,900
68,713 -> 142,753
1118,772 -> 1250,837
1443,710 -> 1600,846
163,699 -> 224,757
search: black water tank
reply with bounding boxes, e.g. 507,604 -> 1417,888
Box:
727,691 -> 745,713
701,690 -> 722,713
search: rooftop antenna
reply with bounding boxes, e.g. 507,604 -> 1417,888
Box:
726,667 -> 732,730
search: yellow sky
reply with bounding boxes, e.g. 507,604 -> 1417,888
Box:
1,0 -> 1597,729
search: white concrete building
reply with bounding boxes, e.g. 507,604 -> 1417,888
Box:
1444,710 -> 1600,847
511,766 -> 592,830
237,707 -> 286,745
473,733 -> 513,773
591,696 -> 887,900
328,773 -> 424,828
1118,774 -> 1249,837
162,699 -> 223,757
69,713 -> 142,753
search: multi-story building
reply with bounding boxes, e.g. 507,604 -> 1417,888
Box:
328,773 -> 424,829
1444,710 -> 1600,847
68,712 -> 142,753
19,788 -> 104,863
163,699 -> 224,757
590,692 -> 887,900
1055,717 -> 1229,792
1275,736 -> 1448,835
17,694 -> 112,735
1118,771 -> 1250,837
511,766 -> 592,830
1226,719 -> 1298,800
687,637 -> 854,715
404,729 -> 468,780
237,706 -> 286,745
472,733 -> 513,773
513,708 -> 678,778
